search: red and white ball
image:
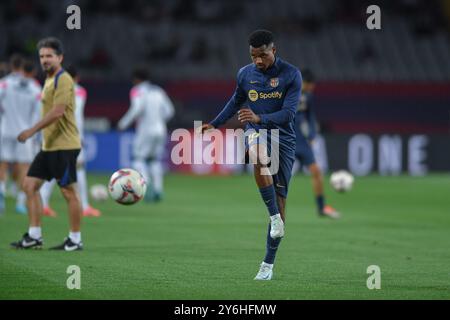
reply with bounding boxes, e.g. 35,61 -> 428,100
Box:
108,168 -> 147,205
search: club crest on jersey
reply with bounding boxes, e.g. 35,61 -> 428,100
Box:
270,78 -> 279,88
248,89 -> 258,102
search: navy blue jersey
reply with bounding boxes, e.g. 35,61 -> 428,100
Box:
294,91 -> 317,166
294,91 -> 317,142
210,57 -> 302,149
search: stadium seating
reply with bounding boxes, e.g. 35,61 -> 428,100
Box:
1,0 -> 449,82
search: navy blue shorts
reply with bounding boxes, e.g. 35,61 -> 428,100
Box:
295,137 -> 316,167
28,149 -> 80,187
245,130 -> 295,198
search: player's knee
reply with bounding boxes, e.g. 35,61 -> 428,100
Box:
255,164 -> 271,176
132,159 -> 146,168
309,163 -> 321,177
248,147 -> 259,164
248,145 -> 269,165
22,177 -> 38,195
59,186 -> 77,201
22,181 -> 32,195
0,162 -> 7,174
258,150 -> 270,166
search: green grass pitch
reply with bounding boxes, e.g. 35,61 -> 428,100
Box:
1,173 -> 449,300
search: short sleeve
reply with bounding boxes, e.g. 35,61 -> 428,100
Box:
53,74 -> 73,106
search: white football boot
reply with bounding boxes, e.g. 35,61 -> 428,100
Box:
270,214 -> 285,239
254,262 -> 274,280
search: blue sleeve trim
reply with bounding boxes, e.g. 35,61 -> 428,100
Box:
54,69 -> 65,89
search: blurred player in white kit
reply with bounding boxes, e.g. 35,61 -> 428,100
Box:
39,65 -> 101,217
118,67 -> 175,202
0,55 -> 41,215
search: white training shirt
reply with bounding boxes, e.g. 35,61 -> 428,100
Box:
118,81 -> 175,137
74,83 -> 87,141
0,72 -> 41,138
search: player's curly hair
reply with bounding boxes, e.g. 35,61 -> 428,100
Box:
248,29 -> 274,48
37,37 -> 64,55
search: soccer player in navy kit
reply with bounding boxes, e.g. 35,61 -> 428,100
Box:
200,30 -> 301,280
294,69 -> 340,219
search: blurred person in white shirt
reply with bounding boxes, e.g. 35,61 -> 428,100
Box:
118,67 -> 175,202
0,55 -> 41,215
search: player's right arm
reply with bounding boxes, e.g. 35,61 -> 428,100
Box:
200,69 -> 247,133
18,104 -> 65,143
18,74 -> 70,143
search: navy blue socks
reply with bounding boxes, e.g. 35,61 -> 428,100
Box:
259,185 -> 279,216
316,195 -> 325,213
264,223 -> 282,264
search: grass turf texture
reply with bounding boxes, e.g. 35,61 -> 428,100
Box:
1,173 -> 449,300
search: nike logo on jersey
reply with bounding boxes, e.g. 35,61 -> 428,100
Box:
276,183 -> 285,188
250,80 -> 259,84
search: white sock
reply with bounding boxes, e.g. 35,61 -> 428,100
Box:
132,160 -> 149,185
69,232 -> 81,244
40,180 -> 56,208
16,191 -> 26,206
270,213 -> 281,222
262,261 -> 274,268
29,226 -> 42,239
9,181 -> 17,197
76,168 -> 89,210
149,161 -> 163,194
0,181 -> 5,194
9,182 -> 17,197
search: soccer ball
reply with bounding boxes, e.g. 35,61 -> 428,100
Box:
108,168 -> 147,205
330,170 -> 354,192
90,184 -> 109,201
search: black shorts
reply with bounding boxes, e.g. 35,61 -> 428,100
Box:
28,149 -> 80,187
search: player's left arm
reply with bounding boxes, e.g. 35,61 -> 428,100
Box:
160,89 -> 175,121
240,70 -> 302,125
18,76 -> 71,143
118,88 -> 144,131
